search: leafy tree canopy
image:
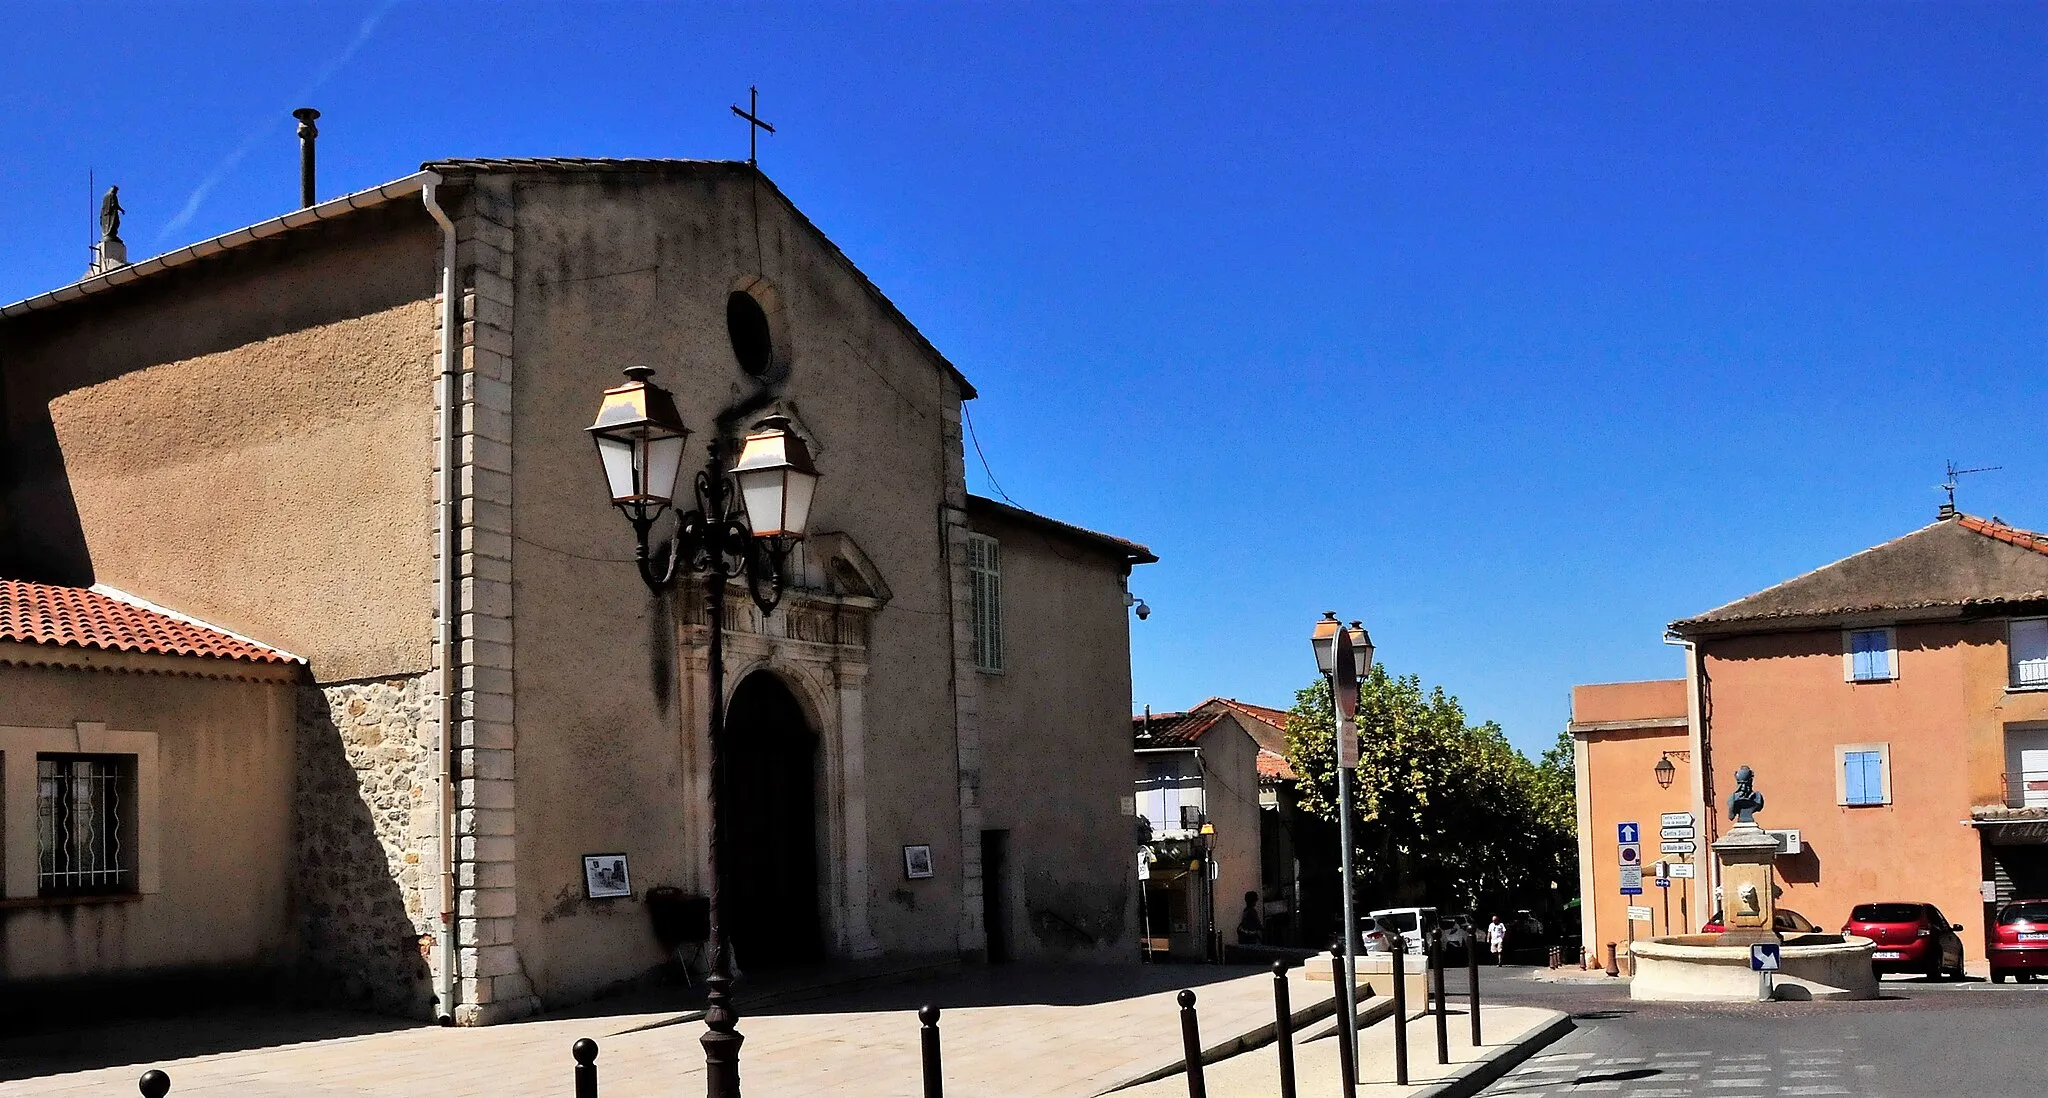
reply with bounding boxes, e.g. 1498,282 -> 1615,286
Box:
1282,667 -> 1577,917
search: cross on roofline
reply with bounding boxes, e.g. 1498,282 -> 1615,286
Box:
730,85 -> 776,167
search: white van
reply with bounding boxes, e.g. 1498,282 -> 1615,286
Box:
1365,906 -> 1439,954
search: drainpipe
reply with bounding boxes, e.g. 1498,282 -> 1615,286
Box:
421,174 -> 459,1024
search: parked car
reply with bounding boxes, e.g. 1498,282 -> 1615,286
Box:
1365,906 -> 1439,954
1700,908 -> 1819,935
1842,902 -> 1966,979
1989,899 -> 2048,984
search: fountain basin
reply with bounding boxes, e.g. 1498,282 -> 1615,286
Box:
1630,934 -> 1878,1001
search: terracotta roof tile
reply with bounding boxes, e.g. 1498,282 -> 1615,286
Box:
1256,749 -> 1296,781
0,581 -> 301,665
1196,697 -> 1292,755
1132,710 -> 1222,748
1958,514 -> 2048,557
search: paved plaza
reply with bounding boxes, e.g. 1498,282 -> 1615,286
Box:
0,962 -> 1361,1098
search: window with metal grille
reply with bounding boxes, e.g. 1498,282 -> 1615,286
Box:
968,533 -> 1003,673
37,754 -> 137,895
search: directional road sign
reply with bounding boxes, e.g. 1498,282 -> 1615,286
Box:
1618,822 -> 1642,844
1670,862 -> 1695,879
1661,812 -> 1694,827
1750,943 -> 1782,972
1656,877 -> 1671,889
1661,840 -> 1696,854
1660,826 -> 1695,840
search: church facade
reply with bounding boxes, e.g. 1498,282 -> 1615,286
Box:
0,160 -> 1153,1022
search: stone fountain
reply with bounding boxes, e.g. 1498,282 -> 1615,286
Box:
1631,766 -> 1878,1002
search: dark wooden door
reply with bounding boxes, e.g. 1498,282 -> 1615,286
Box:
720,672 -> 823,970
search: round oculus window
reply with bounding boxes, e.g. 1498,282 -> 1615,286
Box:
726,291 -> 774,377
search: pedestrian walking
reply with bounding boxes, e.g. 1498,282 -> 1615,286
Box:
1487,915 -> 1507,966
1236,891 -> 1264,945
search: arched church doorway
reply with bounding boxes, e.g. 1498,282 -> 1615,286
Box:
719,671 -> 824,970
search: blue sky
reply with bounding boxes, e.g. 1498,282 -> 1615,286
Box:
3,3 -> 2043,756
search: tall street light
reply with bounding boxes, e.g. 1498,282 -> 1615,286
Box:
588,366 -> 821,1098
1310,611 -> 1373,1071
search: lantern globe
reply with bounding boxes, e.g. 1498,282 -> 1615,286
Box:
1654,755 -> 1677,788
1310,612 -> 1342,674
731,415 -> 821,539
586,367 -> 691,513
1347,622 -> 1375,680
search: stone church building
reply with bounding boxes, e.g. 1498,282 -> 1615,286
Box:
0,159 -> 1153,1023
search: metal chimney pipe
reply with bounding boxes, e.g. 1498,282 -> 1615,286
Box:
292,108 -> 321,207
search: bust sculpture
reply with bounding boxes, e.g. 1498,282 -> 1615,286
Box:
1727,765 -> 1765,825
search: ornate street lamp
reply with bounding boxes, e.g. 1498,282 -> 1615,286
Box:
1311,610 -> 1366,1074
587,368 -> 821,1098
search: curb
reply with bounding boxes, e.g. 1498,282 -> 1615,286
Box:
1412,1011 -> 1574,1098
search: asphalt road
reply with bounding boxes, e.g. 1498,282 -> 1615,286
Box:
1462,966 -> 2047,1098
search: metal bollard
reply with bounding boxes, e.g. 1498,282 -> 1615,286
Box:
1391,943 -> 1409,1086
1432,928 -> 1449,1065
138,1071 -> 170,1098
1271,960 -> 1297,1098
1177,989 -> 1208,1098
919,1004 -> 944,1098
1331,952 -> 1357,1098
1467,925 -> 1483,1046
573,1038 -> 598,1098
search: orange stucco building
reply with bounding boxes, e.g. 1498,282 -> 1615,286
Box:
1568,679 -> 1694,963
1576,510 -> 2048,972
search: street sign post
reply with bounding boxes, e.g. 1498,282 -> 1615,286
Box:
1627,906 -> 1653,922
1660,840 -> 1696,854
1660,811 -> 1694,828
1617,822 -> 1641,844
1660,825 -> 1694,840
1618,866 -> 1643,894
1669,862 -> 1695,879
1751,942 -> 1781,1001
1655,877 -> 1671,888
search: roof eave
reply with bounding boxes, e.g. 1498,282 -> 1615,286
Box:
0,171 -> 443,322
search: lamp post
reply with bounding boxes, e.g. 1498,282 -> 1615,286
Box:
587,366 -> 820,1098
1310,612 -> 1373,1075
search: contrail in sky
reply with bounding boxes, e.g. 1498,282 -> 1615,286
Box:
158,0 -> 402,242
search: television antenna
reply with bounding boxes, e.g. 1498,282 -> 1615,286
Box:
1939,460 -> 2000,516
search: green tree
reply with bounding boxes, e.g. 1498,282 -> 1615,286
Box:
1282,667 -> 1577,916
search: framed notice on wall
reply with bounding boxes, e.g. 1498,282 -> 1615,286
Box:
903,844 -> 935,880
583,853 -> 633,899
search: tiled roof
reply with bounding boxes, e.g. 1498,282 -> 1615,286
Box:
1132,710 -> 1222,748
1256,749 -> 1296,781
1958,514 -> 2048,557
969,495 -> 1158,565
0,581 -> 300,665
1198,697 -> 1292,755
1671,513 -> 2048,634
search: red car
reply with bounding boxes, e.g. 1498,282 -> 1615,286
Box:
1842,902 -> 1966,979
1700,908 -> 1818,935
1990,899 -> 2048,984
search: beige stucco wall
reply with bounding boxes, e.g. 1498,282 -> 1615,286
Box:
973,507 -> 1142,962
0,654 -> 297,998
1699,620 -> 2048,964
0,213 -> 443,682
494,170 -> 978,1002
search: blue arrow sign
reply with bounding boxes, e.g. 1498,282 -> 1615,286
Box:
1618,822 -> 1640,844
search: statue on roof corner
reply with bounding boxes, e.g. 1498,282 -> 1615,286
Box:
99,185 -> 124,242
1728,765 -> 1765,825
